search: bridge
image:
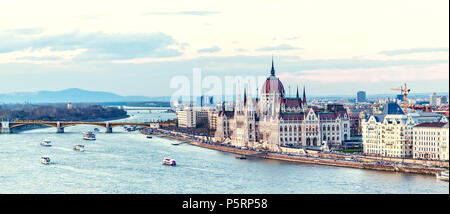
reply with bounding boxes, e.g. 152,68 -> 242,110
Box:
0,120 -> 172,134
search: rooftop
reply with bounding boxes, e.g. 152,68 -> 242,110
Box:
414,122 -> 448,128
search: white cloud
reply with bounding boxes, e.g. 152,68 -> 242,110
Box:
279,63 -> 449,83
0,47 -> 87,64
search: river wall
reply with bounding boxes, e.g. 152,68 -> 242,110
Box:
187,141 -> 445,176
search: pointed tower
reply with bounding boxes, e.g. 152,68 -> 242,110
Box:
302,86 -> 307,106
296,85 -> 302,109
244,87 -> 247,106
271,55 -> 275,76
247,85 -> 254,115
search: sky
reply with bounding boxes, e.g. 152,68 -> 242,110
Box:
0,0 -> 448,97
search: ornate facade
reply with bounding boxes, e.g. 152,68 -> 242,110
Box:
215,60 -> 350,152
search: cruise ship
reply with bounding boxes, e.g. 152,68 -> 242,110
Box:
40,140 -> 52,147
162,157 -> 176,166
73,145 -> 85,152
436,170 -> 449,182
83,132 -> 96,141
41,157 -> 51,165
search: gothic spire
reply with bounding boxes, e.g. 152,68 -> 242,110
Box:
244,87 -> 247,106
270,55 -> 275,76
302,86 -> 307,105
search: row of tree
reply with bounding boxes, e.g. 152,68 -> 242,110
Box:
0,104 -> 127,121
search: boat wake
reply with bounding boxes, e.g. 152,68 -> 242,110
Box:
53,164 -> 113,177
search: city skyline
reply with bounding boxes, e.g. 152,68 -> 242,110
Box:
0,0 -> 448,97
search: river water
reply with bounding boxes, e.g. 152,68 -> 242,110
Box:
0,109 -> 448,194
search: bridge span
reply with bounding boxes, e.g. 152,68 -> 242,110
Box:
0,120 -> 171,134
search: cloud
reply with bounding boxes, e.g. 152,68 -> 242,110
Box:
197,46 -> 221,53
379,47 -> 449,56
9,28 -> 43,35
145,11 -> 220,16
278,63 -> 449,83
255,44 -> 302,51
0,31 -> 184,61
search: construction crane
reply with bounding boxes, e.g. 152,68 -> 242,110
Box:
391,83 -> 411,113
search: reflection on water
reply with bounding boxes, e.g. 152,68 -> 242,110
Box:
0,110 -> 448,193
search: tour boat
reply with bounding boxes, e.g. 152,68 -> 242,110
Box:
41,157 -> 51,165
83,132 -> 96,141
236,155 -> 247,159
436,170 -> 449,182
162,157 -> 176,166
73,145 -> 85,152
40,140 -> 52,147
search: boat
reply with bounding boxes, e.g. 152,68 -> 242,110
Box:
73,145 -> 85,152
40,140 -> 52,147
83,132 -> 96,141
162,157 -> 176,166
172,143 -> 180,146
93,128 -> 100,132
147,135 -> 153,139
236,155 -> 247,159
436,170 -> 449,181
41,157 -> 51,165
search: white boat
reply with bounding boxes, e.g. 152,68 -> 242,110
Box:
162,157 -> 176,166
83,132 -> 96,141
436,170 -> 449,181
41,157 -> 51,165
40,140 -> 52,147
73,145 -> 85,152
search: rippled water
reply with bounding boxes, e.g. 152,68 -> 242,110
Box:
0,110 -> 448,194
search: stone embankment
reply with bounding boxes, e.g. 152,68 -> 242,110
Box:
188,141 -> 445,176
153,129 -> 446,176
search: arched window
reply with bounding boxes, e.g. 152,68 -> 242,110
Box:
327,125 -> 330,131
280,127 -> 283,132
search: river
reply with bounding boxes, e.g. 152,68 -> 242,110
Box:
0,109 -> 448,194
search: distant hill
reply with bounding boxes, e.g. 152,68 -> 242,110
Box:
0,88 -> 170,103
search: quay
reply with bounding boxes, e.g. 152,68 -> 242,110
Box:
153,129 -> 448,176
189,141 -> 445,176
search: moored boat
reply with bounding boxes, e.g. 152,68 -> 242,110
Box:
73,145 -> 85,152
162,157 -> 176,166
83,131 -> 96,141
236,155 -> 247,159
41,157 -> 51,165
40,140 -> 52,147
147,135 -> 153,139
436,170 -> 449,181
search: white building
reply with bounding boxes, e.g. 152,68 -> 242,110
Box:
413,122 -> 449,161
176,108 -> 196,128
362,103 -> 447,158
176,107 -> 210,128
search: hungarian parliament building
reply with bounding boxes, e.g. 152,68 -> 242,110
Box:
214,60 -> 351,152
